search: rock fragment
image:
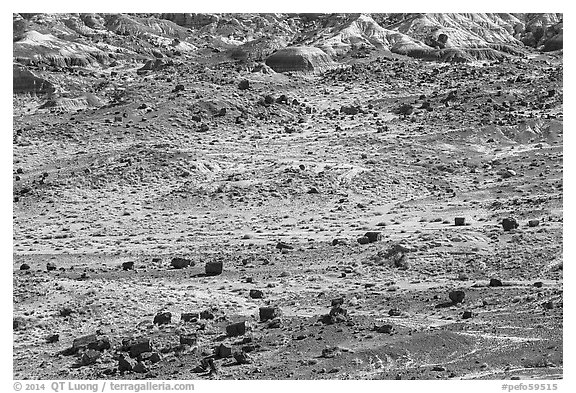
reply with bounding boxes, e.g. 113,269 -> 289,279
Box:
133,361 -> 148,373
364,231 -> 382,243
71,334 -> 110,353
357,236 -> 370,245
180,334 -> 197,346
122,261 -> 134,271
118,355 -> 135,372
215,343 -> 232,358
502,218 -> 519,231
205,261 -> 223,276
170,257 -> 192,269
238,80 -> 250,90
449,290 -> 465,304
249,289 -> 264,299
226,321 -> 247,337
276,242 -> 293,250
153,312 -> 172,325
78,349 -> 100,366
234,351 -> 252,364
122,337 -> 152,358
259,306 -> 280,322
181,312 -> 200,322
46,334 -> 59,343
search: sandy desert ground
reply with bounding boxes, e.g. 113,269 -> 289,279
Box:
13,13 -> 563,380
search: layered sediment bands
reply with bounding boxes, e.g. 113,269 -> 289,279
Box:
13,31 -> 110,68
39,93 -> 104,111
396,47 -> 515,63
265,46 -> 334,73
13,63 -> 55,95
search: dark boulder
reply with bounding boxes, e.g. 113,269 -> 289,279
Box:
226,321 -> 247,337
170,257 -> 192,269
449,290 -> 465,304
122,337 -> 152,358
364,231 -> 382,243
249,289 -> 264,299
238,80 -> 250,90
454,217 -> 466,226
502,217 -> 519,231
259,306 -> 280,322
181,312 -> 200,322
153,312 -> 172,325
122,261 -> 134,271
205,261 -> 223,276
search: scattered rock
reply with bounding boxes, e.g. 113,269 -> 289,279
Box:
133,361 -> 148,373
276,241 -> 294,250
321,302 -> 349,325
321,346 -> 342,358
340,105 -> 360,115
238,80 -> 250,90
498,168 -> 517,178
123,337 -> 152,358
170,257 -> 192,269
332,238 -> 348,246
122,261 -> 134,271
528,219 -> 540,227
180,333 -> 197,346
259,306 -> 281,322
200,309 -> 215,320
267,317 -> 282,328
375,324 -> 394,334
226,321 -> 247,337
153,312 -> 172,325
364,231 -> 382,243
502,217 -> 519,231
118,355 -> 135,372
249,289 -> 264,299
373,243 -> 410,269
59,307 -> 75,317
181,312 -> 200,322
234,351 -> 252,364
215,343 -> 232,358
205,261 -> 223,276
78,349 -> 101,366
449,290 -> 466,304
142,352 -> 161,364
71,334 -> 110,353
46,334 -> 59,343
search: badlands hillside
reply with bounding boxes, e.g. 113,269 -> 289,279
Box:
13,13 -> 563,380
